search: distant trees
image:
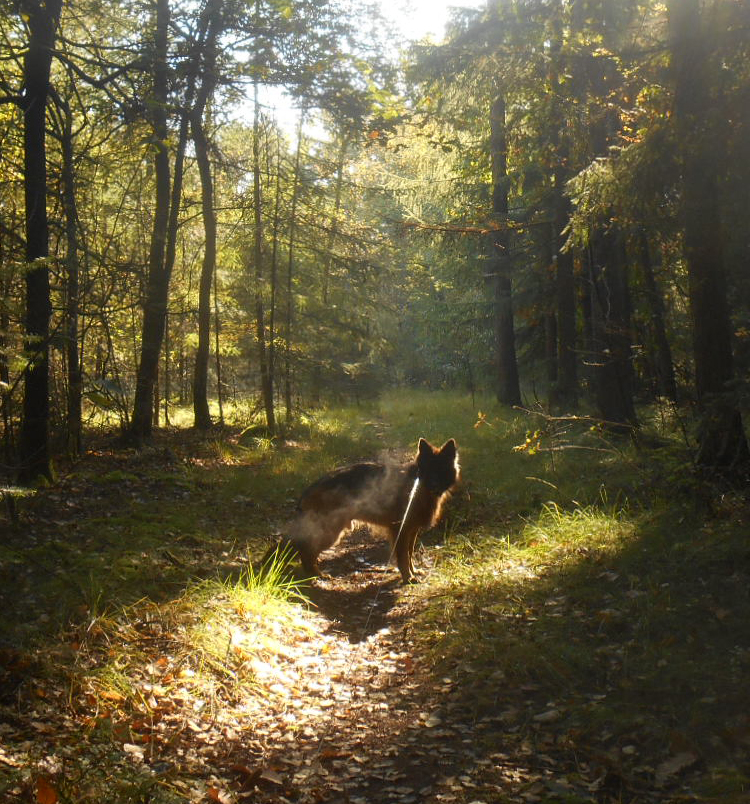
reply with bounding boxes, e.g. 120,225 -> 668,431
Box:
1,0 -> 749,480
190,0 -> 224,431
488,91 -> 521,407
0,0 -> 395,481
403,0 -> 750,468
128,0 -> 172,444
667,0 -> 748,467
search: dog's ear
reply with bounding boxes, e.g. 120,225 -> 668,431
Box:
439,439 -> 457,460
418,437 -> 433,457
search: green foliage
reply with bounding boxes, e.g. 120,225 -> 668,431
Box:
394,394 -> 750,792
1,393 -> 748,800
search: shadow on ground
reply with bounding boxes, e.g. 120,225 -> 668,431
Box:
301,526 -> 403,642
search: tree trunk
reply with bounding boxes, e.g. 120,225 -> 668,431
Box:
545,311 -> 558,387
17,0 -> 63,484
548,6 -> 578,412
670,0 -> 749,467
190,5 -> 222,429
192,110 -> 217,430
252,81 -> 275,432
181,0 -> 222,430
214,261 -> 224,425
153,366 -> 160,427
538,226 -> 558,388
0,234 -> 14,467
59,99 -> 83,457
58,107 -> 82,454
129,0 -> 172,443
588,229 -> 637,429
267,131 -> 282,409
554,204 -> 577,410
284,112 -> 305,424
163,311 -> 170,425
637,233 -> 677,402
489,93 -> 521,407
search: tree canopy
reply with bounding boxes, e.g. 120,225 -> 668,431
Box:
1,0 -> 749,480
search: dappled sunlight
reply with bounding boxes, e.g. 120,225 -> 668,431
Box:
3,396 -> 749,801
412,495 -> 750,799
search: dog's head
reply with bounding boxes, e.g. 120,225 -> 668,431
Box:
415,438 -> 460,495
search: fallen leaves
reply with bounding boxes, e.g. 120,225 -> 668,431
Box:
207,786 -> 233,804
34,776 -> 58,804
4,465 -> 749,804
655,752 -> 700,786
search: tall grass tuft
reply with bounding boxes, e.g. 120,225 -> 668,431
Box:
77,548 -> 310,716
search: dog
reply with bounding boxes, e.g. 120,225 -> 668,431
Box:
264,438 -> 459,584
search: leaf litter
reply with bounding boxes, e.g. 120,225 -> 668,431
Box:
1,430 -> 748,803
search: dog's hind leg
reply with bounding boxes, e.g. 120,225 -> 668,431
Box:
291,509 -> 353,577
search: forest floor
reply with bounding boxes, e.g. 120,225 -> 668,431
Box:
1,393 -> 749,804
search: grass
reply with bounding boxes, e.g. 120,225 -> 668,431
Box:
1,547 -> 312,802
79,549 -> 309,711
2,389 -> 749,801
393,392 -> 750,799
1,403 -> 390,642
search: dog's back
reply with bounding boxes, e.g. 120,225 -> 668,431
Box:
272,438 -> 459,583
298,461 -> 416,529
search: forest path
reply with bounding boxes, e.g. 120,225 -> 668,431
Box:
245,528 -> 606,804
0,428 -> 677,804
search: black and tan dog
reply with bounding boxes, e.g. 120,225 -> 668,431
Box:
264,438 -> 460,584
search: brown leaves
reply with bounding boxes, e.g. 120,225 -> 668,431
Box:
5,450 -> 746,804
207,787 -> 233,804
655,752 -> 700,786
34,777 -> 58,804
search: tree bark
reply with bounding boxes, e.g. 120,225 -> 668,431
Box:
57,98 -> 83,457
588,229 -> 638,429
284,112 -> 305,424
17,0 -> 63,483
538,224 -> 558,388
0,231 -> 14,467
489,93 -> 521,407
553,198 -> 577,410
192,111 -> 217,430
548,9 -> 578,412
252,81 -> 275,432
191,0 -> 223,430
637,233 -> 677,402
669,0 -> 749,467
214,261 -> 224,425
267,130 -> 282,409
129,0 -> 172,443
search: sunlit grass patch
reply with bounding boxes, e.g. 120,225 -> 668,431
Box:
412,449 -> 750,791
1,550 -> 318,803
518,499 -> 634,557
377,389 -> 523,457
72,550 -> 312,722
413,499 -> 639,685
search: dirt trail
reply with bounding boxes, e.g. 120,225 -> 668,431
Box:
0,436 -> 676,803
243,529 -> 601,804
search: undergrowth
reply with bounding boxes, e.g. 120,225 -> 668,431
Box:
2,390 -> 749,802
1,551 -> 312,801
400,393 -> 750,800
